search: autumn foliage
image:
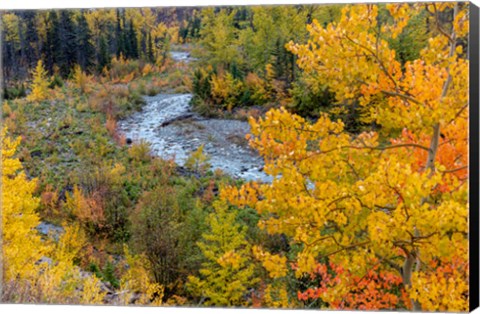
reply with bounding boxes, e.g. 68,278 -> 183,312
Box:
296,260 -> 410,310
223,2 -> 469,312
1,2 -> 472,311
27,60 -> 50,102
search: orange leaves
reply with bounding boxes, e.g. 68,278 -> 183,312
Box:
141,63 -> 156,76
410,257 -> 469,312
40,185 -> 59,217
220,182 -> 261,209
120,72 -> 136,84
297,261 -> 406,310
217,4 -> 471,311
105,115 -> 118,138
65,185 -> 106,230
202,180 -> 217,203
288,4 -> 468,135
391,122 -> 468,192
225,89 -> 467,311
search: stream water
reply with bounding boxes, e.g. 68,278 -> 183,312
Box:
117,51 -> 271,182
36,51 -> 271,241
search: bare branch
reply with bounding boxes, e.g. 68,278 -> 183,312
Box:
440,165 -> 468,174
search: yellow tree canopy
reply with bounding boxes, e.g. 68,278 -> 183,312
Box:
223,3 -> 469,312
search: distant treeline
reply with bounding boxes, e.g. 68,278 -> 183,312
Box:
1,8 -> 201,83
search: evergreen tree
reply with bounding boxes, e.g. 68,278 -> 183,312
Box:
44,10 -> 60,73
76,12 -> 95,72
187,200 -> 257,306
121,13 -> 131,59
140,29 -> 147,60
21,11 -> 40,69
115,9 -> 125,58
98,35 -> 110,71
128,19 -> 138,59
146,32 -> 154,63
58,10 -> 77,76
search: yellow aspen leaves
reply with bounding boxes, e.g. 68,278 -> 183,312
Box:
252,246 -> 287,279
1,129 -> 106,304
2,129 -> 43,282
223,3 -> 469,311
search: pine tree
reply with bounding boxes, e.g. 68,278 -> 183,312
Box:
75,12 -> 95,72
97,35 -> 110,72
187,200 -> 257,306
44,10 -> 60,73
58,10 -> 77,76
115,9 -> 125,58
146,32 -> 154,63
21,11 -> 40,69
128,19 -> 139,59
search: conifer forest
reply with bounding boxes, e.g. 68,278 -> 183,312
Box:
0,2 -> 471,311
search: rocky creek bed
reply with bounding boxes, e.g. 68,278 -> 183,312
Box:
117,93 -> 271,182
117,50 -> 271,182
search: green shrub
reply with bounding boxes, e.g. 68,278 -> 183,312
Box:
49,75 -> 64,89
128,141 -> 151,163
3,83 -> 26,100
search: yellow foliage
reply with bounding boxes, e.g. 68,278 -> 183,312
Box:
118,246 -> 164,305
287,3 -> 468,133
245,72 -> 270,104
1,128 -> 106,304
3,102 -> 12,116
187,200 -> 257,306
410,257 -> 468,312
210,72 -> 243,111
141,63 -> 155,76
53,224 -> 87,264
81,275 -> 107,305
263,283 -> 291,308
185,144 -> 210,174
128,140 -> 151,162
252,246 -> 287,279
225,8 -> 470,302
72,64 -> 93,94
27,60 -> 50,102
2,128 -> 43,282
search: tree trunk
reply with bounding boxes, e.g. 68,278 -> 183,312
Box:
402,3 -> 458,311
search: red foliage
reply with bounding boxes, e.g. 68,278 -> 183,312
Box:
390,127 -> 468,192
297,261 -> 410,310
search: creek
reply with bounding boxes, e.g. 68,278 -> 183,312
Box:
117,51 -> 271,182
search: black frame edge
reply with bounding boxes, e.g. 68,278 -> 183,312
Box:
470,1 -> 480,312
